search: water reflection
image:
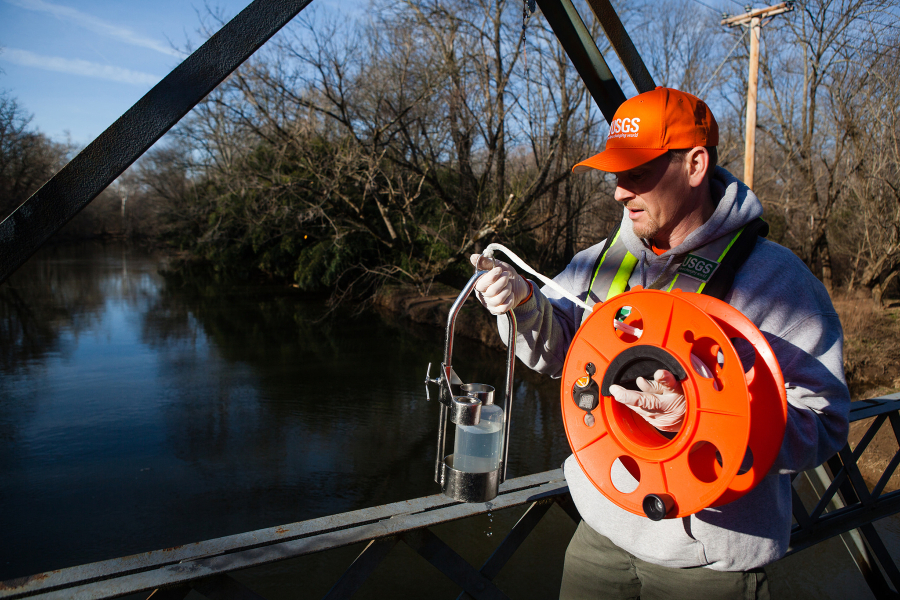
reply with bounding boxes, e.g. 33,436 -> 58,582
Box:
0,243 -> 570,581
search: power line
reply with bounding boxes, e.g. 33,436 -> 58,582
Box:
764,38 -> 898,62
687,0 -> 722,14
852,15 -> 900,31
808,31 -> 900,55
781,9 -> 900,32
840,33 -> 900,49
698,28 -> 750,98
838,43 -> 899,61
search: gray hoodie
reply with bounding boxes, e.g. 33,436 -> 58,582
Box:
500,167 -> 850,571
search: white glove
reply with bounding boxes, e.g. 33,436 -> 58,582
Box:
608,369 -> 686,432
469,254 -> 531,315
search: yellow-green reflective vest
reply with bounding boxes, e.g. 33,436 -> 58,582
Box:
581,218 -> 768,325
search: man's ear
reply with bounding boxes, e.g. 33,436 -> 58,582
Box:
686,146 -> 709,188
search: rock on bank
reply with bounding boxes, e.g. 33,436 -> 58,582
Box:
373,283 -> 505,350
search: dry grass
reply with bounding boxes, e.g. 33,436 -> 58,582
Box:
832,291 -> 900,491
832,290 -> 900,401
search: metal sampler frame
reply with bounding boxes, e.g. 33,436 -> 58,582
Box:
430,271 -> 518,503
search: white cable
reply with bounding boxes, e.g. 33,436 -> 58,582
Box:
697,29 -> 748,100
481,243 -> 595,313
480,244 -> 724,387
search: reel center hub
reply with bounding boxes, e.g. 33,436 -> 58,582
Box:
600,344 -> 689,456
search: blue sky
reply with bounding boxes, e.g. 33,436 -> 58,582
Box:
0,0 -> 363,146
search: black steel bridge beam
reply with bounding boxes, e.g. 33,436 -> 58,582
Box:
534,0 -> 625,123
0,0 -> 315,285
583,0 -> 655,94
534,0 -> 655,123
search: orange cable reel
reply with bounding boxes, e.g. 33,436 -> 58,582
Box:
561,287 -> 788,520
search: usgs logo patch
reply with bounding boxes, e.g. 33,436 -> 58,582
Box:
677,254 -> 719,282
608,117 -> 641,140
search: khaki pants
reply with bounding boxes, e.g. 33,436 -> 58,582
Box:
560,521 -> 770,600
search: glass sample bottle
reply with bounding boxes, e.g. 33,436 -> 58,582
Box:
453,402 -> 505,473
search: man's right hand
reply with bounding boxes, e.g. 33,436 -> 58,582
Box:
470,254 -> 531,315
608,369 -> 686,432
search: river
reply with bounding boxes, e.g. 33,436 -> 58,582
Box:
0,242 -> 893,598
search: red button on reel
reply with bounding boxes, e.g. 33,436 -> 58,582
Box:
560,288 -> 788,519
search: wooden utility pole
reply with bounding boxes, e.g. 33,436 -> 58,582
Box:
723,3 -> 793,190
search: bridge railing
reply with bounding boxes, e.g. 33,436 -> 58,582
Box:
2,394 -> 899,600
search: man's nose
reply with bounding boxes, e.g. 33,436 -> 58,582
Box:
614,185 -> 634,203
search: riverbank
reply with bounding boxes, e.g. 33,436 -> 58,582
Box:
373,283 -> 506,350
833,292 -> 900,491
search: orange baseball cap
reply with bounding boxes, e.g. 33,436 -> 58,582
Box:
572,87 -> 718,174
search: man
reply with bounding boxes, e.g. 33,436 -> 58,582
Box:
470,87 -> 849,599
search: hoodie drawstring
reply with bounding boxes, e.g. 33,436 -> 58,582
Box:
641,250 -> 647,289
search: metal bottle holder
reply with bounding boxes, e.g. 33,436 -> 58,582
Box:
424,271 -> 517,503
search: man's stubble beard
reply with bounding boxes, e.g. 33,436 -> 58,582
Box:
631,217 -> 660,242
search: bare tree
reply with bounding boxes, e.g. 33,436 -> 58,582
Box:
630,0 -> 724,95
0,91 -> 69,221
154,0 -> 605,301
749,0 -> 896,290
829,29 -> 900,304
111,0 -> 900,311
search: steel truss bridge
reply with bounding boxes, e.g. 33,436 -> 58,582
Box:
0,0 -> 898,598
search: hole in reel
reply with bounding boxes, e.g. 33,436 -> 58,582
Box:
716,447 -> 755,476
612,455 -> 641,494
613,305 -> 643,343
686,333 -> 724,391
688,441 -> 722,484
611,400 -> 672,449
600,345 -> 689,451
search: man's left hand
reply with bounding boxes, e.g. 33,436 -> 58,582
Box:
469,254 -> 531,315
